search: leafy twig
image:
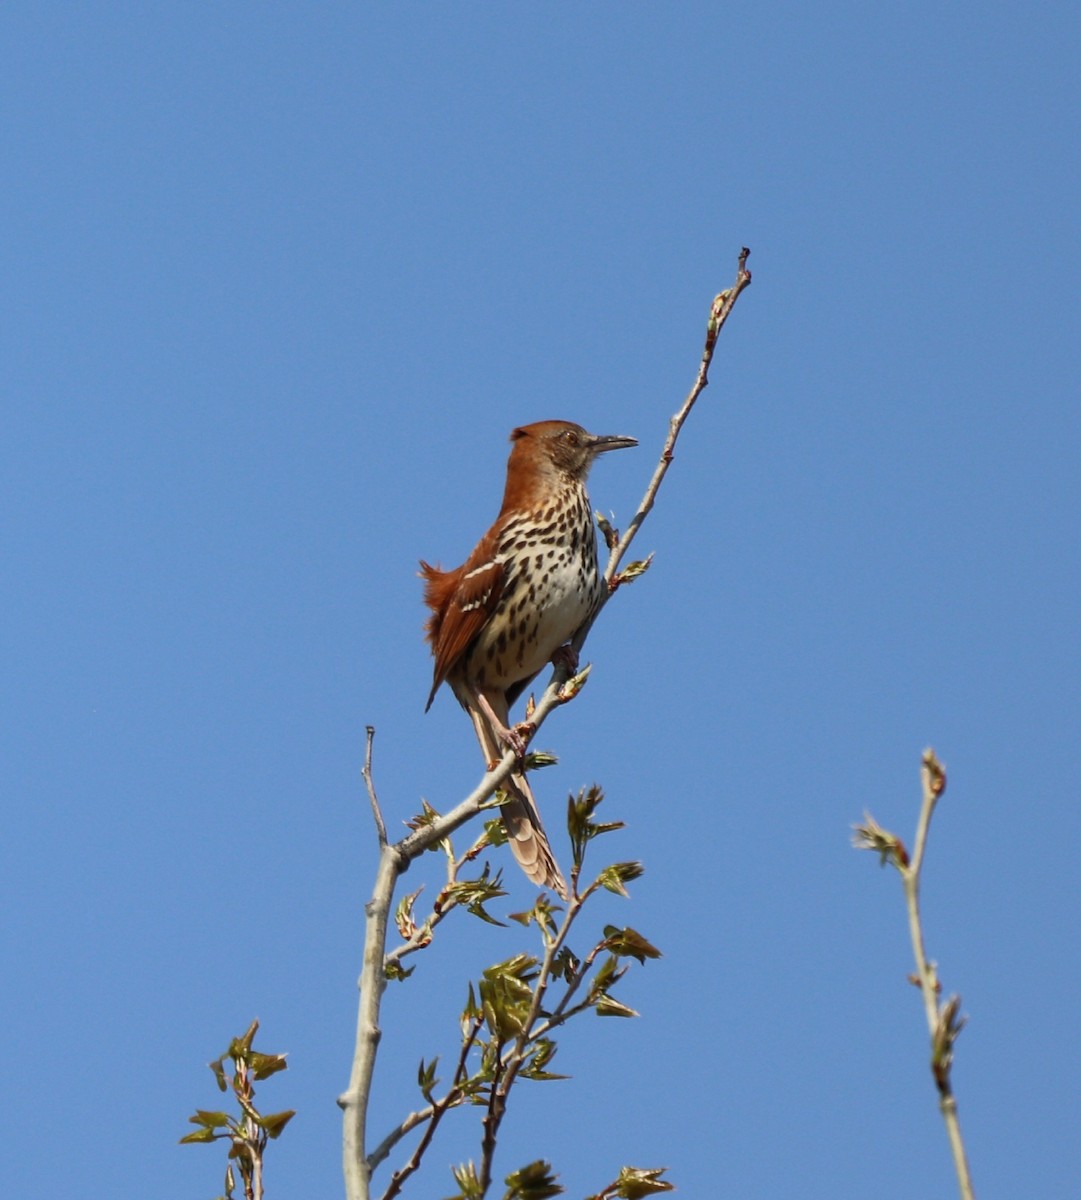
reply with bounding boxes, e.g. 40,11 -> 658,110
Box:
181,1021 -> 294,1200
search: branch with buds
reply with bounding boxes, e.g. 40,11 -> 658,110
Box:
180,1021 -> 295,1200
853,750 -> 975,1200
341,250 -> 751,1200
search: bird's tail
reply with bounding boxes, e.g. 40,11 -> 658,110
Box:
499,770 -> 569,900
463,690 -> 568,900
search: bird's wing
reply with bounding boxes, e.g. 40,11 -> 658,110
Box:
421,552 -> 505,709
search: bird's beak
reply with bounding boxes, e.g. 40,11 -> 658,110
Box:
588,433 -> 638,454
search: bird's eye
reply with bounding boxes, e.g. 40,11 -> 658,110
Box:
562,430 -> 579,446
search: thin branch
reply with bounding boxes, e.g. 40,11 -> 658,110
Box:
854,750 -> 975,1200
604,246 -> 752,588
905,751 -> 947,1039
366,1106 -> 436,1175
363,726 -> 388,847
477,1038 -> 506,1196
476,886 -> 593,1188
902,751 -> 974,1200
380,1019 -> 484,1200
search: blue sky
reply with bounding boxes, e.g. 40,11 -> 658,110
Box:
4,4 -> 1080,1197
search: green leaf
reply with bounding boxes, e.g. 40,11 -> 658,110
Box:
567,785 -> 624,867
611,1165 -> 674,1197
595,995 -> 639,1018
448,1159 -> 483,1199
509,894 -> 561,938
248,1051 -> 288,1081
179,1126 -> 221,1144
439,865 -> 508,926
479,955 -> 539,1039
189,1109 -> 232,1129
461,982 -> 483,1029
602,926 -> 662,964
230,1019 -> 259,1059
385,959 -> 415,982
258,1109 -> 296,1139
520,1038 -> 569,1082
594,510 -> 615,544
484,816 -> 508,846
523,749 -> 558,770
615,553 -> 655,586
588,954 -> 631,1013
210,1056 -> 229,1093
418,1056 -> 441,1101
503,1158 -> 564,1198
590,954 -> 623,995
405,799 -> 444,846
552,946 -> 580,983
594,861 -> 644,898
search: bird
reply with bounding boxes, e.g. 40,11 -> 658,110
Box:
421,419 -> 637,898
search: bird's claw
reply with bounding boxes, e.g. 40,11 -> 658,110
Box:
499,721 -> 534,760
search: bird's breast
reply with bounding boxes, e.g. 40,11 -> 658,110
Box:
464,493 -> 601,692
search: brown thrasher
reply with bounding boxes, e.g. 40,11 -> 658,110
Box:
421,420 -> 637,898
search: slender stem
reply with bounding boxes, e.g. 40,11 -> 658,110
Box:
380,1020 -> 483,1200
900,753 -> 975,1200
366,1106 -> 435,1174
605,248 -> 752,588
476,890 -> 590,1190
363,726 -> 387,847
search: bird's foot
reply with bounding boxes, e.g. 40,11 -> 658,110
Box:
498,720 -> 534,760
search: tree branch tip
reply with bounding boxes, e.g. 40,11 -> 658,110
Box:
922,748 -> 947,797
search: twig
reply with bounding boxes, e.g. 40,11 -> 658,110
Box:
585,246 -> 749,629
904,751 -> 974,1200
363,726 -> 388,847
380,1018 -> 484,1200
476,886 -> 592,1188
853,750 -> 975,1200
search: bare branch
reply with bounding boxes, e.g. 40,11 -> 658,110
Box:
363,726 -> 388,847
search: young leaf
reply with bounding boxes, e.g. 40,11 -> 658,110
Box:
504,1158 -> 564,1198
567,785 -> 624,867
248,1051 -> 288,1081
586,1165 -> 674,1199
594,995 -> 640,1018
449,1159 -> 483,1199
614,552 -> 655,587
179,1126 -> 222,1145
520,1038 -> 569,1082
395,886 -> 424,938
258,1109 -> 296,1139
602,926 -> 662,964
594,861 -> 644,898
189,1109 -> 232,1129
210,1056 -> 229,1093
417,1056 -> 440,1102
479,956 -> 539,1039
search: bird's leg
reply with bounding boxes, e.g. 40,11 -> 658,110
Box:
475,689 -> 531,761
